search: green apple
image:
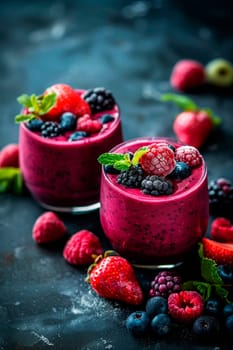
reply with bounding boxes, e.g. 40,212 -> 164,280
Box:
205,58 -> 233,87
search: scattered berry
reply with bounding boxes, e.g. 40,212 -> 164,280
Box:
202,237 -> 233,267
168,161 -> 191,180
217,264 -> 233,283
126,311 -> 150,336
170,59 -> 205,91
151,313 -> 172,336
0,144 -> 19,168
205,58 -> 233,87
149,271 -> 182,298
192,315 -> 220,337
59,112 -> 77,131
208,178 -> 233,217
117,165 -> 145,188
225,315 -> 233,334
175,145 -> 202,168
104,164 -> 121,174
83,87 -> 115,114
211,217 -> 233,243
145,296 -> 168,319
204,298 -> 220,316
77,114 -> 102,134
139,143 -> 176,177
68,131 -> 88,141
168,291 -> 204,323
141,175 -> 173,196
223,303 -> 233,319
63,230 -> 103,266
32,211 -> 67,244
100,114 -> 115,123
26,119 -> 43,132
40,121 -> 61,138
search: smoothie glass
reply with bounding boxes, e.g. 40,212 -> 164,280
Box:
99,137 -> 209,268
19,104 -> 123,213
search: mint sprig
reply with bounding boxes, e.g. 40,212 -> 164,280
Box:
15,92 -> 56,123
182,243 -> 231,303
0,167 -> 23,194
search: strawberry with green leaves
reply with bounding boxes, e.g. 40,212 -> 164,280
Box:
86,251 -> 144,305
161,93 -> 221,149
15,83 -> 91,123
202,237 -> 233,268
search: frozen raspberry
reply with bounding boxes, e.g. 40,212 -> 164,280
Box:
168,291 -> 204,323
139,143 -> 176,177
175,145 -> 202,167
32,211 -> 67,244
0,144 -> 19,168
76,114 -> 102,134
170,59 -> 205,91
149,270 -> 182,298
63,230 -> 103,265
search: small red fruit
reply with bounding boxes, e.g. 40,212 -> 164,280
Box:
87,252 -> 144,305
211,217 -> 233,243
0,144 -> 19,168
32,211 -> 67,244
170,59 -> 205,91
76,114 -> 102,134
202,237 -> 233,267
63,230 -> 103,266
168,291 -> 204,323
175,145 -> 202,167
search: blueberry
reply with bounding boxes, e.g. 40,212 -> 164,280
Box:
168,144 -> 176,152
168,161 -> 191,180
26,118 -> 43,131
204,298 -> 220,316
104,165 -> 120,174
145,296 -> 168,319
225,314 -> 233,334
151,313 -> 171,336
126,311 -> 150,336
192,315 -> 220,337
223,303 -> 233,319
60,112 -> 77,131
100,114 -> 115,124
217,264 -> 233,283
68,131 -> 88,141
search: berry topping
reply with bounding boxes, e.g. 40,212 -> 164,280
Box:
83,87 -> 115,114
63,230 -> 103,266
104,164 -> 121,174
145,296 -> 168,319
204,298 -> 220,316
149,271 -> 182,298
100,114 -> 115,124
170,59 -> 205,91
210,217 -> 233,243
139,143 -> 176,177
32,211 -> 67,244
175,145 -> 202,167
168,290 -> 204,323
26,119 -> 43,132
168,161 -> 191,180
68,131 -> 88,141
117,165 -> 145,188
126,311 -> 150,336
192,315 -> 220,337
141,175 -> 173,196
202,237 -> 233,267
76,114 -> 102,134
59,112 -> 77,131
208,178 -> 233,216
151,313 -> 172,336
0,144 -> 19,168
40,121 -> 61,138
205,58 -> 233,87
217,264 -> 233,283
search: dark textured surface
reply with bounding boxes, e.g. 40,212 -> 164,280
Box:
0,1 -> 233,349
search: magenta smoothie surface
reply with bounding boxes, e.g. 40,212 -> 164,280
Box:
100,138 -> 209,266
19,90 -> 123,212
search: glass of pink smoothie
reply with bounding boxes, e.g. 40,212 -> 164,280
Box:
99,137 -> 209,268
18,87 -> 123,213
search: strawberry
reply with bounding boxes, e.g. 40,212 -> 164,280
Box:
210,218 -> 233,243
202,237 -> 233,267
161,94 -> 221,149
86,251 -> 144,305
0,144 -> 19,168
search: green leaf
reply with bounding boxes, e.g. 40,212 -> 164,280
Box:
97,153 -> 125,165
0,180 -> 10,193
40,93 -> 56,114
161,93 -> 198,111
203,108 -> 222,127
114,160 -> 131,171
11,172 -> 23,194
214,285 -> 230,303
183,280 -> 212,302
132,147 -> 148,165
201,256 -> 223,284
15,114 -> 36,123
17,94 -> 33,108
0,167 -> 23,194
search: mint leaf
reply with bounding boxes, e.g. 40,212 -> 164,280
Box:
15,114 -> 36,123
214,285 -> 230,303
0,180 -> 10,193
0,167 -> 23,194
198,243 -> 223,284
40,93 -> 56,114
11,172 -> 23,194
161,93 -> 198,111
183,281 -> 212,302
17,94 -> 33,108
132,147 -> 148,165
114,160 -> 131,171
97,153 -> 125,165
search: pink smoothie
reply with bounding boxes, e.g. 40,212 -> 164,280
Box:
19,102 -> 123,212
100,137 -> 209,266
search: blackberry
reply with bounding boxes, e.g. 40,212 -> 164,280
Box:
40,121 -> 61,138
117,165 -> 145,188
149,270 -> 182,298
141,176 -> 173,196
83,87 -> 115,114
208,178 -> 233,217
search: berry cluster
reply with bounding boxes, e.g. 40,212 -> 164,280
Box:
208,178 -> 233,217
83,87 -> 115,114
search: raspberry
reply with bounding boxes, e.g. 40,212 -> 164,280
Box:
83,87 -> 115,114
168,291 -> 204,323
170,59 -> 205,91
63,230 -> 103,266
208,178 -> 233,216
0,144 -> 19,168
40,121 -> 61,138
149,271 -> 182,298
175,145 -> 202,167
76,114 -> 102,134
32,211 -> 67,244
117,165 -> 145,188
139,143 -> 176,177
141,175 -> 173,196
